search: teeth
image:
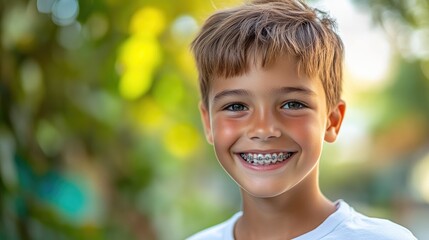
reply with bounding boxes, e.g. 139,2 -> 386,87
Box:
240,152 -> 293,165
264,154 -> 271,164
271,153 -> 277,163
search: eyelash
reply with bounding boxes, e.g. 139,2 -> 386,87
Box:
281,101 -> 307,110
223,103 -> 248,111
222,101 -> 307,111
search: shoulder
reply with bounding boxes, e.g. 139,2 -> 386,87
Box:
325,201 -> 417,240
186,212 -> 242,240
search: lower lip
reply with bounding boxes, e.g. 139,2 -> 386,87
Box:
237,154 -> 293,171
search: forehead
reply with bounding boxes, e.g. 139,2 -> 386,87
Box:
208,56 -> 325,101
211,55 -> 288,84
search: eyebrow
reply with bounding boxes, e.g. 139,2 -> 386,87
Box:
213,89 -> 252,104
275,86 -> 317,96
212,86 -> 316,104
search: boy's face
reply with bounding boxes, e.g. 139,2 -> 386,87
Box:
200,56 -> 345,198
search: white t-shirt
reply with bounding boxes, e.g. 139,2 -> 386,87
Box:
187,200 -> 417,240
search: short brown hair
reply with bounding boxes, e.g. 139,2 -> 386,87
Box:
191,0 -> 344,110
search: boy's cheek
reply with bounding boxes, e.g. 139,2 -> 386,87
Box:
287,118 -> 325,142
212,118 -> 241,143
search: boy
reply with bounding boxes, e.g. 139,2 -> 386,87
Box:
188,0 -> 416,239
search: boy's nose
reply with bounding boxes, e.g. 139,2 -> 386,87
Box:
246,111 -> 282,141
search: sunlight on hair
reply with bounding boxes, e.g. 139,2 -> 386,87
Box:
163,123 -> 200,159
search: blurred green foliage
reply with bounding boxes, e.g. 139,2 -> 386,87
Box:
351,0 -> 429,157
1,0 -> 428,239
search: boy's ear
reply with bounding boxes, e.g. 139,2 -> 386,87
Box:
199,101 -> 214,145
324,100 -> 346,143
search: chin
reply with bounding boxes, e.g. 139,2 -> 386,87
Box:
239,181 -> 293,199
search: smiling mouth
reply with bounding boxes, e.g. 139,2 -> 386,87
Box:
239,152 -> 295,165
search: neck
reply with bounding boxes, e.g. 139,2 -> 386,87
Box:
235,168 -> 335,240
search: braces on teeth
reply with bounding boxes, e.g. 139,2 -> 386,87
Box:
240,152 -> 292,165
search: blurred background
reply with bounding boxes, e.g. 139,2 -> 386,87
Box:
0,0 -> 428,239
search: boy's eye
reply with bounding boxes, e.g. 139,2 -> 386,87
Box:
224,103 -> 248,111
282,101 -> 306,109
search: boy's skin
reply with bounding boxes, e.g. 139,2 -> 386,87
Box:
199,56 -> 346,239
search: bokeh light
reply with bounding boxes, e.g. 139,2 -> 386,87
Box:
37,0 -> 79,26
57,22 -> 83,49
51,0 -> 79,26
37,0 -> 56,14
163,123 -> 200,159
35,120 -> 63,157
117,7 -> 165,100
315,0 -> 392,90
119,69 -> 153,100
84,13 -> 109,41
20,59 -> 43,95
171,15 -> 199,44
133,97 -> 167,132
411,153 -> 429,203
130,7 -> 166,37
